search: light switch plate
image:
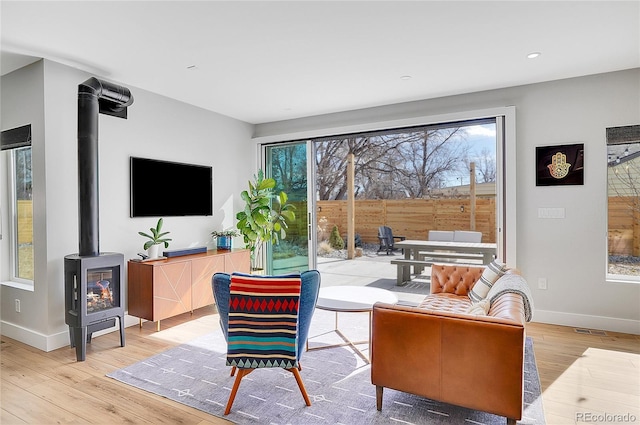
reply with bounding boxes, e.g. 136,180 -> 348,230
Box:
538,207 -> 565,219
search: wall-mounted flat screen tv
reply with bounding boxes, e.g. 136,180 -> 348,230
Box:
130,156 -> 213,217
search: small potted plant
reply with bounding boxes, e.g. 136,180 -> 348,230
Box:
211,229 -> 239,251
139,218 -> 172,259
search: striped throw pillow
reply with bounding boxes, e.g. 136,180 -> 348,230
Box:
469,260 -> 507,303
227,272 -> 301,369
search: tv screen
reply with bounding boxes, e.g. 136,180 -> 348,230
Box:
130,157 -> 213,217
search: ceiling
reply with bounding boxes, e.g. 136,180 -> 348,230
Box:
1,1 -> 638,124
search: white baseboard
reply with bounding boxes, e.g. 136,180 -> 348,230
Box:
533,310 -> 640,335
1,321 -> 52,351
1,314 -> 142,352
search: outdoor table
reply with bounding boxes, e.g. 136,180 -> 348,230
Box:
392,240 -> 497,284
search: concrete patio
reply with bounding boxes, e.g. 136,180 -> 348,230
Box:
316,249 -> 432,306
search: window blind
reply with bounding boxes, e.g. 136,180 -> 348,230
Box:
1,124 -> 31,150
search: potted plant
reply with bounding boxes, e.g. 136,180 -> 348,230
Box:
138,218 -> 172,259
236,169 -> 296,272
211,229 -> 239,251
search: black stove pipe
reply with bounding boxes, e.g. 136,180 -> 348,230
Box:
77,77 -> 133,257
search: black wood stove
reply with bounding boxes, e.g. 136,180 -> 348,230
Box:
64,77 -> 133,361
64,252 -> 125,361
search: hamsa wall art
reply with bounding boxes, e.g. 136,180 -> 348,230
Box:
536,143 -> 584,186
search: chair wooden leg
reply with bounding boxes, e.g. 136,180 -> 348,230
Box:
288,367 -> 311,406
376,385 -> 384,411
230,366 -> 237,377
224,368 -> 253,415
506,419 -> 516,425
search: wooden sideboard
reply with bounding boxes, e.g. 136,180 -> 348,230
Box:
127,249 -> 250,330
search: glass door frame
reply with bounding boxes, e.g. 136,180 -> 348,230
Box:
261,140 -> 317,274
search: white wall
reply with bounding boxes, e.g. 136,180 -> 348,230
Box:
0,61 -> 47,347
255,69 -> 640,334
1,60 -> 254,350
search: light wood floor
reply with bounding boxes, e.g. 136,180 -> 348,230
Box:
2,308 -> 639,424
526,322 -> 640,424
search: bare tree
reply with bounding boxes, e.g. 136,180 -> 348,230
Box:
14,148 -> 32,200
315,127 -> 472,200
315,135 -> 408,200
269,144 -> 307,198
394,128 -> 471,198
465,147 -> 496,184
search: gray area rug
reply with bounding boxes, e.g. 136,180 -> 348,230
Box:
108,310 -> 545,424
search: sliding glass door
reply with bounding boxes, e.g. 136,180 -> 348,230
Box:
264,141 -> 315,274
260,108 -> 514,271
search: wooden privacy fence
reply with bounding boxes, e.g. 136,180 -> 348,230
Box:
316,198 -> 497,244
608,196 -> 640,256
18,200 -> 33,244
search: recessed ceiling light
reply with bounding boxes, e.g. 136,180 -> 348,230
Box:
400,75 -> 412,81
527,52 -> 541,59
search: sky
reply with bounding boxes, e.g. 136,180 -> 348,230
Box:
466,123 -> 497,158
442,123 -> 497,187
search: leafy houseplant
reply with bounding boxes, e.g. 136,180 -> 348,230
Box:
236,169 -> 296,271
211,229 -> 239,251
139,218 -> 172,259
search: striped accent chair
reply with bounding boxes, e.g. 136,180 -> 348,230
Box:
212,270 -> 321,415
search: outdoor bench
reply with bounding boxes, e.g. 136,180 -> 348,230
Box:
390,258 -> 436,285
391,253 -> 483,285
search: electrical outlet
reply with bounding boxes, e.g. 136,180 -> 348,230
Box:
538,278 -> 548,290
15,299 -> 20,313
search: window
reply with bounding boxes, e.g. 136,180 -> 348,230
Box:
606,125 -> 640,282
1,124 -> 33,284
255,107 -> 516,266
308,118 -> 503,258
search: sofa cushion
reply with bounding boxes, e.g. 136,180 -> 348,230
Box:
418,293 -> 472,314
469,259 -> 507,302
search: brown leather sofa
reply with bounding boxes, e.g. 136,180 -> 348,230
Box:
371,263 -> 527,425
